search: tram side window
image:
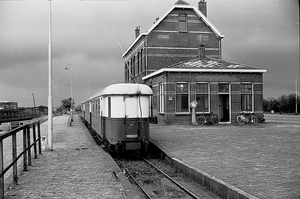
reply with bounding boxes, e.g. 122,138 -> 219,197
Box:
108,97 -> 111,118
98,98 -> 100,116
92,101 -> 95,114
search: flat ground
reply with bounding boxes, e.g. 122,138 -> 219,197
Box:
150,114 -> 300,199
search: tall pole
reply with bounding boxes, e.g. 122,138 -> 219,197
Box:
71,64 -> 74,120
48,0 -> 53,151
32,93 -> 36,117
66,63 -> 74,122
296,72 -> 298,114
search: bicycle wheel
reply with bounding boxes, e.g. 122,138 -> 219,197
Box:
197,116 -> 206,125
236,115 -> 245,124
251,115 -> 258,124
210,115 -> 219,124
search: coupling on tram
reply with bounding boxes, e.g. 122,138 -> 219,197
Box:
81,83 -> 153,155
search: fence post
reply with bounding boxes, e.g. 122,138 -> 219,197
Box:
23,128 -> 28,171
33,124 -> 37,159
27,126 -> 31,166
38,121 -> 41,154
12,133 -> 18,184
0,139 -> 4,199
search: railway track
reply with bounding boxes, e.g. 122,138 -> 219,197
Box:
83,117 -> 219,199
115,157 -> 218,199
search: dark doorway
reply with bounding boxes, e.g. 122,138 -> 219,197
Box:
218,94 -> 230,122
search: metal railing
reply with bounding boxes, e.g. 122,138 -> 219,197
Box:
0,120 -> 42,198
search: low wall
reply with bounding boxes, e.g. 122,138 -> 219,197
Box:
150,139 -> 260,199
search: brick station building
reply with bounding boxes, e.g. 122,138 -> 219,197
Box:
122,0 -> 267,124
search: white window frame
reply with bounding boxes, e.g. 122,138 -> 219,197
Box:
241,83 -> 254,112
175,82 -> 190,113
178,14 -> 187,32
195,82 -> 210,113
159,83 -> 165,113
218,82 -> 230,94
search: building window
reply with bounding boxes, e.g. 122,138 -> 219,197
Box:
124,64 -> 128,82
178,14 -> 187,32
218,83 -> 229,93
137,52 -> 140,74
135,54 -> 138,75
159,83 -> 165,113
196,83 -> 209,112
132,57 -> 135,77
140,49 -> 144,72
127,61 -> 131,80
176,83 -> 189,113
241,83 -> 253,112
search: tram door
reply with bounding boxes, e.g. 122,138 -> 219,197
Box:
124,97 -> 139,140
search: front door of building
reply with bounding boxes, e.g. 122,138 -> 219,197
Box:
218,94 -> 230,122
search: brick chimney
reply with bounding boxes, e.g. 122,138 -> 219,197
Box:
135,26 -> 140,38
198,0 -> 207,17
198,45 -> 206,59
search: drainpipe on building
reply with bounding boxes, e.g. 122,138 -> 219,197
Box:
145,36 -> 148,76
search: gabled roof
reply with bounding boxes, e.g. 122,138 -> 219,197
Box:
122,3 -> 225,58
142,57 -> 267,80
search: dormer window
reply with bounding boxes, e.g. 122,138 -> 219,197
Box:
178,14 -> 187,32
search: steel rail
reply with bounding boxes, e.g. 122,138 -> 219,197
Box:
116,160 -> 152,199
143,158 -> 200,199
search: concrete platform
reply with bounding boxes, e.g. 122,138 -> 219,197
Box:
4,115 -> 136,199
150,122 -> 300,199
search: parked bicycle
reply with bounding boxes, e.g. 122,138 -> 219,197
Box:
197,112 -> 219,125
236,111 -> 258,124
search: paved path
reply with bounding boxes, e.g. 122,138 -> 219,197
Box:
264,113 -> 300,125
150,122 -> 300,199
5,115 -> 128,199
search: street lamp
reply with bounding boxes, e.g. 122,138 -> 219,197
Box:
292,72 -> 298,114
65,64 -> 74,122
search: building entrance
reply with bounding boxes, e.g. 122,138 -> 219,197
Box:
218,94 -> 230,122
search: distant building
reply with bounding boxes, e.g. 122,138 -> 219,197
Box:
123,0 -> 267,124
0,101 -> 18,110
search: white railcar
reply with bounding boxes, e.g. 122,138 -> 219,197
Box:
81,83 -> 153,155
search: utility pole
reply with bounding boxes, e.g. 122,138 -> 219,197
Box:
32,93 -> 36,117
65,64 -> 74,124
48,0 -> 53,151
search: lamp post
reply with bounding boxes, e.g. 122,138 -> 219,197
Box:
47,0 -> 53,151
32,93 -> 36,117
65,64 -> 74,122
292,72 -> 298,114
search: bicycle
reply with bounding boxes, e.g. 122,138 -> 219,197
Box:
196,112 -> 219,125
236,111 -> 258,125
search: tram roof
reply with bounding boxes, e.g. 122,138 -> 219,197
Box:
101,83 -> 152,96
85,83 -> 152,102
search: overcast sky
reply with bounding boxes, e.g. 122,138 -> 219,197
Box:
0,0 -> 299,108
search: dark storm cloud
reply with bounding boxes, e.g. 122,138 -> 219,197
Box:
0,47 -> 46,68
0,0 -> 299,106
